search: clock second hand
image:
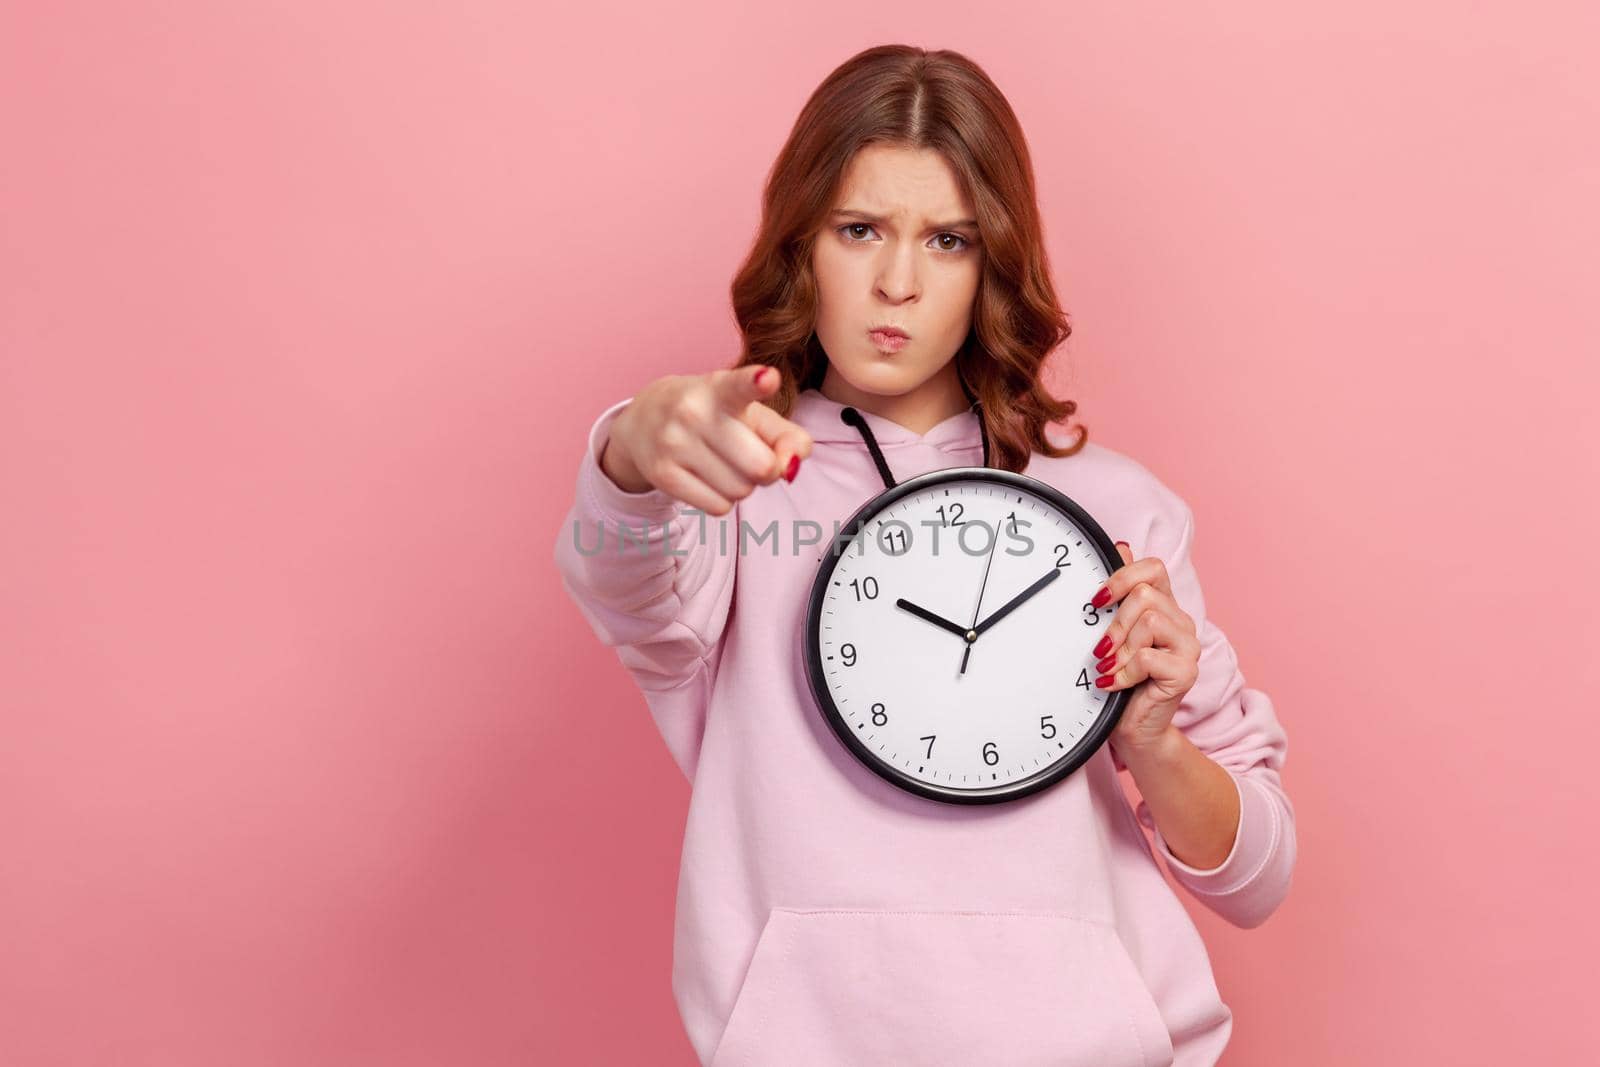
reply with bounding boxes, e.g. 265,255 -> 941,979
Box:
960,513 -> 1005,677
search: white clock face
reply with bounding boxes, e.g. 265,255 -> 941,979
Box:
807,470 -> 1122,803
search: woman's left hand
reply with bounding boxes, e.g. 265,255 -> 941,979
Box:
1090,541 -> 1202,754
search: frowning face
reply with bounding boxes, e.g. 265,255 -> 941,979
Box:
811,144 -> 985,407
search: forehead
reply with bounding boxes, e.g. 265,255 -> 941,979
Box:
833,144 -> 974,222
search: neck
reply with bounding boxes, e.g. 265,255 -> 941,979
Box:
819,362 -> 969,435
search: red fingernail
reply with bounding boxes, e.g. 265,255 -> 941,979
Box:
1096,654 -> 1117,673
784,454 -> 800,482
757,367 -> 773,387
1115,540 -> 1129,548
1093,634 -> 1112,658
1095,674 -> 1115,689
1091,586 -> 1111,609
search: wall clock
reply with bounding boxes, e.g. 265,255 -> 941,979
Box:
803,405 -> 1127,805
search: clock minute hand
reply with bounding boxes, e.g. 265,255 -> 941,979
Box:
972,568 -> 1062,637
895,598 -> 972,640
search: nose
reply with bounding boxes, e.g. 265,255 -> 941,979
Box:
873,242 -> 919,303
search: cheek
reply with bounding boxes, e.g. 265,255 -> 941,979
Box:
812,249 -> 863,322
820,241 -> 865,275
811,246 -> 837,296
929,270 -> 981,335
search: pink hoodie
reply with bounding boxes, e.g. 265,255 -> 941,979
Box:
553,386 -> 1296,1066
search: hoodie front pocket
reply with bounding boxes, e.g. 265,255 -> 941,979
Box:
708,907 -> 1174,1067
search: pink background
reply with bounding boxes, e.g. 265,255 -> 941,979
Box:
3,3 -> 1595,1063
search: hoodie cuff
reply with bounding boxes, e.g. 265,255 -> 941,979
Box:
1152,772 -> 1279,894
578,397 -> 683,524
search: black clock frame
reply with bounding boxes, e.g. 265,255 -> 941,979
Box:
803,465 -> 1130,805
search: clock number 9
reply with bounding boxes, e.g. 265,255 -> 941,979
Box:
871,702 -> 888,726
840,643 -> 857,667
849,576 -> 879,601
982,741 -> 998,766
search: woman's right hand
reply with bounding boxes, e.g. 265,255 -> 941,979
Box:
600,365 -> 814,515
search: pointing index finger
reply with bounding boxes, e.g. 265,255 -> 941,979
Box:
742,400 -> 814,480
713,363 -> 779,412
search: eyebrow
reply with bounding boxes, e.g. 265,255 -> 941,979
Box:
831,208 -> 979,232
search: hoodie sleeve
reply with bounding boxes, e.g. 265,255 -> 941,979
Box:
1111,486 -> 1297,930
551,396 -> 738,782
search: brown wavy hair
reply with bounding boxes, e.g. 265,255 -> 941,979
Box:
729,44 -> 1087,472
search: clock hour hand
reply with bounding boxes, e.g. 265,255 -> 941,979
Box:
895,598 -> 972,640
972,568 -> 1062,637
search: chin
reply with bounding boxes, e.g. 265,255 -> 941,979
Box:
837,359 -> 936,397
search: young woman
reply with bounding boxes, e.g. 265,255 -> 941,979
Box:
554,44 -> 1296,1067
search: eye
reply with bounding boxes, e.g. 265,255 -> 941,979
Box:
836,224 -> 972,253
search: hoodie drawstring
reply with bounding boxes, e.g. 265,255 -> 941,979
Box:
838,398 -> 990,492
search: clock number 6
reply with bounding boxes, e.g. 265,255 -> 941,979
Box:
982,741 -> 999,766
